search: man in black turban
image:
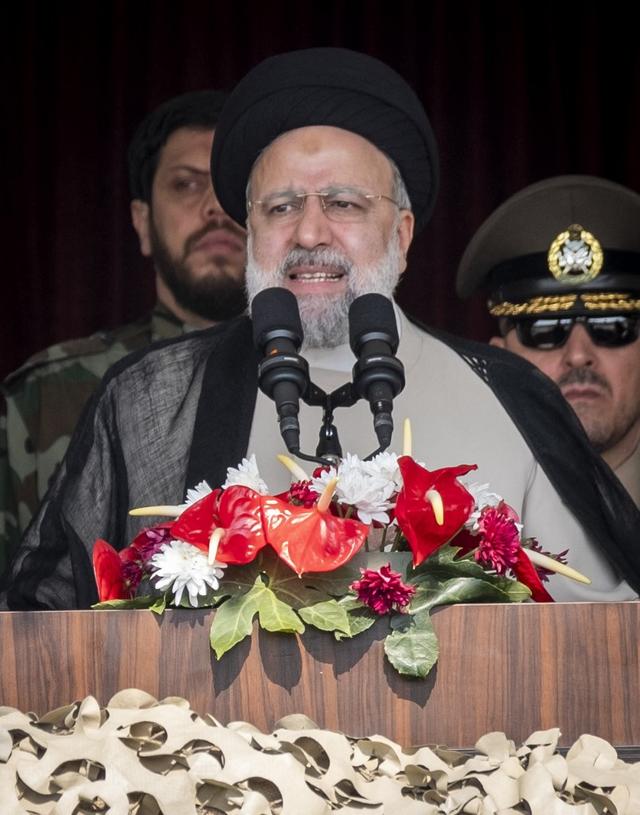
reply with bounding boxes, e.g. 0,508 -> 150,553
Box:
3,49 -> 640,610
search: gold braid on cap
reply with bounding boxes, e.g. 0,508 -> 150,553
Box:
581,293 -> 640,311
490,292 -> 640,316
489,295 -> 577,317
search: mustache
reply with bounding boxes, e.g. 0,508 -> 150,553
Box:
281,247 -> 352,276
184,220 -> 245,256
557,367 -> 611,393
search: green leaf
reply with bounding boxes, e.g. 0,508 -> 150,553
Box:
298,599 -> 351,634
384,611 -> 439,678
270,556 -> 360,609
336,594 -> 366,612
92,595 -> 156,610
407,544 -> 532,611
267,565 -> 335,608
215,557 -> 266,596
410,544 -> 489,580
256,587 -> 305,634
219,548 -> 360,610
410,574 -> 530,614
334,607 -> 378,640
295,564 -> 361,597
209,578 -> 263,658
149,594 -> 168,615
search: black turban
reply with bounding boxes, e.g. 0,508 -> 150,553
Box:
211,48 -> 439,232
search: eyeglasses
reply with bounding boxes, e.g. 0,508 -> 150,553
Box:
509,314 -> 640,350
247,188 -> 400,224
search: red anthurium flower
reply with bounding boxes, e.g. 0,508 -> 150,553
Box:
170,489 -> 221,548
261,494 -> 368,575
395,456 -> 477,567
512,548 -> 554,602
171,485 -> 267,564
93,524 -> 174,601
93,539 -> 128,601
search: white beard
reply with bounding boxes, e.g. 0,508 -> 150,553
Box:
245,231 -> 404,348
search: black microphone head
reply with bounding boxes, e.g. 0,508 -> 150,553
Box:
251,287 -> 303,351
349,294 -> 399,355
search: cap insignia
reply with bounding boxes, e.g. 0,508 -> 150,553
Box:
547,223 -> 603,284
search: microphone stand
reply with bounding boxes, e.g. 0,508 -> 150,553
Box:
303,381 -> 356,465
300,380 -> 387,464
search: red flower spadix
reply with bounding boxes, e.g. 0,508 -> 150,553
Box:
171,485 -> 267,564
261,494 -> 368,576
395,456 -> 477,567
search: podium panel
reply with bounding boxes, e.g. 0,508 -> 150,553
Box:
1,602 -> 638,748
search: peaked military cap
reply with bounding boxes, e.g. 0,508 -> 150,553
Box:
457,175 -> 640,317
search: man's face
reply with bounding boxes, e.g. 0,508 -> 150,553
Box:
131,127 -> 247,324
245,126 -> 414,347
496,320 -> 640,461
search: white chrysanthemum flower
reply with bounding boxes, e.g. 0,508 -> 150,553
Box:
222,454 -> 269,494
362,451 -> 402,492
181,480 -> 213,510
311,453 -> 396,525
150,541 -> 225,606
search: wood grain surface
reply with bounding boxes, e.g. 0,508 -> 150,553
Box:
1,602 -> 638,748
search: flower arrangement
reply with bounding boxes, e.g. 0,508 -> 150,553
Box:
93,422 -> 587,678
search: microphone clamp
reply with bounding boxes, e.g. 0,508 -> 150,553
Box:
258,352 -> 309,454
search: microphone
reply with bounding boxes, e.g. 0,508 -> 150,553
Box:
251,287 -> 309,454
349,294 -> 405,450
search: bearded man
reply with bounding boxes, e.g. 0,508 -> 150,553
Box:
0,90 -> 246,574
2,48 -> 639,610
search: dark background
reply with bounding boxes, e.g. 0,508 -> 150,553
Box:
4,0 -> 639,378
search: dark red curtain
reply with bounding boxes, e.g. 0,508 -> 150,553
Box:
4,0 -> 639,378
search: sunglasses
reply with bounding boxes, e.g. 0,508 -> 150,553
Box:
509,314 -> 640,350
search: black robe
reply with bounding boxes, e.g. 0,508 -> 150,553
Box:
4,316 -> 640,609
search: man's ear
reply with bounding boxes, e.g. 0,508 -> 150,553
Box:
396,210 -> 415,276
130,199 -> 152,257
489,335 -> 506,348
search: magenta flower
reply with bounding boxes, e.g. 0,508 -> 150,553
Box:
351,564 -> 416,615
286,480 -> 320,508
132,525 -> 174,560
474,503 -> 521,574
121,524 -> 174,593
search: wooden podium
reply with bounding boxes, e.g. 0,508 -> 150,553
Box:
1,601 -> 638,749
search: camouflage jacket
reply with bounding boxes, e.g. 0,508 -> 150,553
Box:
0,306 -> 186,576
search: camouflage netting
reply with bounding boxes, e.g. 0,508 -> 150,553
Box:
1,690 -> 638,814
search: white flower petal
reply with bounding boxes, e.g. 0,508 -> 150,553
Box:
180,480 -> 213,510
222,454 -> 269,494
150,541 -> 226,607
